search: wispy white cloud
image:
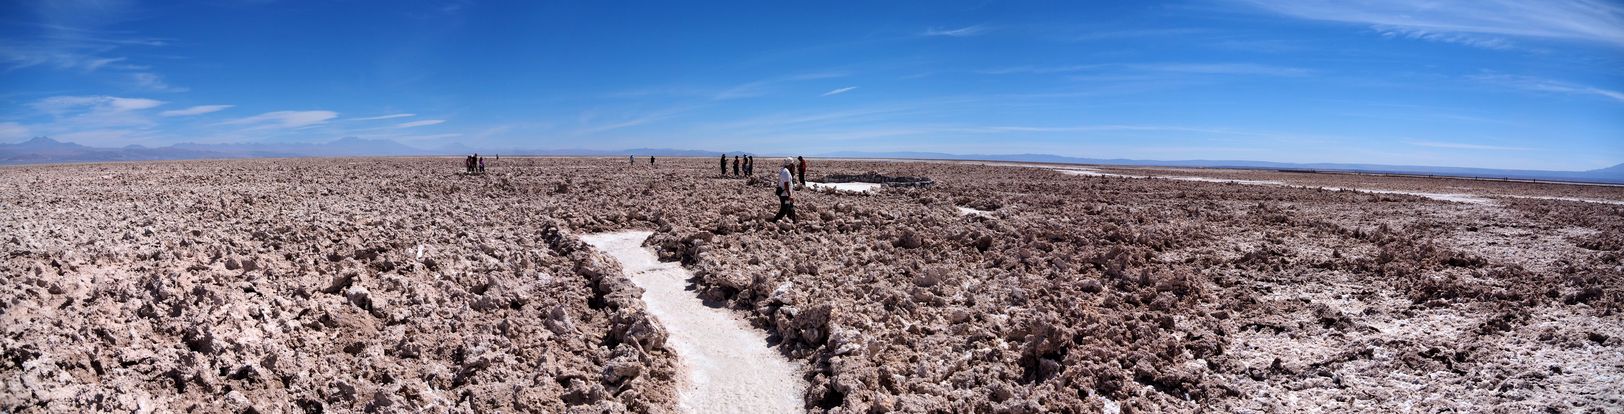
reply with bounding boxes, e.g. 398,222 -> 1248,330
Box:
221,110 -> 339,128
576,106 -> 698,134
1408,141 -> 1534,151
923,25 -> 989,37
821,86 -> 858,96
977,64 -> 1106,75
0,122 -> 30,141
714,71 -> 849,100
1372,25 -> 1515,50
961,124 -> 1266,136
980,62 -> 1310,77
351,113 -> 416,121
2,4 -> 186,92
160,104 -> 233,117
397,119 -> 445,128
1132,63 -> 1312,76
1069,28 -> 1206,42
25,95 -> 163,133
578,115 -> 666,134
1471,73 -> 1624,103
130,72 -> 186,92
33,95 -> 163,114
1237,0 -> 1624,47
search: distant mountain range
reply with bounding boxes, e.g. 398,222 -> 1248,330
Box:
4,137 -> 1621,184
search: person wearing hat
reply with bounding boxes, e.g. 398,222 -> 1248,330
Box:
771,157 -> 798,223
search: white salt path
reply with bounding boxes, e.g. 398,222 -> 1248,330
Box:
807,182 -> 883,193
579,231 -> 806,414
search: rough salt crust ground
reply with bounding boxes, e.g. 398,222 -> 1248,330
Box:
3,157 -> 1622,413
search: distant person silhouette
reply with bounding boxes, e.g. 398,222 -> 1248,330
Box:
650,156 -> 655,165
797,156 -> 807,185
720,153 -> 728,176
733,155 -> 740,176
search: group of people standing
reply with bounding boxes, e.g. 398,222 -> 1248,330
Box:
720,154 -> 807,185
464,154 -> 489,174
718,154 -> 808,223
722,154 -> 756,177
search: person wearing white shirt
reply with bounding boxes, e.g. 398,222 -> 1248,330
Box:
771,157 -> 798,223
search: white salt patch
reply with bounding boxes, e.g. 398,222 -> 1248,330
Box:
956,206 -> 992,216
1051,168 -> 1131,177
1165,176 -> 1285,186
1099,395 -> 1121,414
1513,195 -> 1624,206
1354,189 -> 1494,204
808,182 -> 883,193
580,231 -> 806,414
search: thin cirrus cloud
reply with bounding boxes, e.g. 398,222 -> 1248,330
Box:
1471,73 -> 1624,104
1408,141 -> 1534,151
221,110 -> 339,128
0,122 -> 30,140
1372,25 -> 1515,50
714,71 -> 849,100
922,25 -> 989,37
1235,0 -> 1624,47
978,63 -> 1310,77
160,104 -> 233,117
396,119 -> 445,128
351,113 -> 416,121
821,86 -> 858,96
33,96 -> 164,115
131,72 -> 187,92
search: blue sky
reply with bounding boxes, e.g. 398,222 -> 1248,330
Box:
2,0 -> 1622,170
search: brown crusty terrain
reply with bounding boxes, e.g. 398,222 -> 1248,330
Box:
3,157 -> 1621,412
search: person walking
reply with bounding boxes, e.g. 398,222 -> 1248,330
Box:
797,156 -> 807,185
720,153 -> 727,176
629,155 -> 635,165
771,157 -> 797,223
478,156 -> 486,173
